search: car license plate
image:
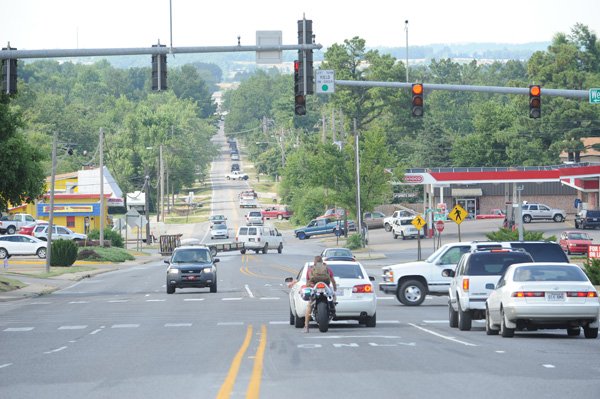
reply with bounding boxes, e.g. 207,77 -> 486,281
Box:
336,290 -> 344,296
546,292 -> 565,301
249,238 -> 255,242
186,276 -> 197,280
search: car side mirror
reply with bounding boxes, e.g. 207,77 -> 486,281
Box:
442,269 -> 455,278
369,276 -> 375,282
277,232 -> 282,236
213,258 -> 220,263
164,260 -> 170,265
285,277 -> 294,283
485,283 -> 495,290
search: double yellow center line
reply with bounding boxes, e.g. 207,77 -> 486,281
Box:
216,324 -> 267,399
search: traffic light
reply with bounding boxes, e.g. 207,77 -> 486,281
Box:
294,60 -> 306,116
1,46 -> 18,95
411,83 -> 424,117
529,85 -> 541,119
151,44 -> 167,91
297,19 -> 314,95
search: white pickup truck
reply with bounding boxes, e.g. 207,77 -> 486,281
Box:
383,209 -> 417,232
226,171 -> 248,180
0,213 -> 36,235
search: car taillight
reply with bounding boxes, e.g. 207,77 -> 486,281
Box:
315,282 -> 327,289
567,291 -> 598,298
512,291 -> 545,298
352,284 -> 373,293
462,278 -> 469,291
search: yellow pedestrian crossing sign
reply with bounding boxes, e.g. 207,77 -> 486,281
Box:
411,215 -> 426,230
448,204 -> 468,225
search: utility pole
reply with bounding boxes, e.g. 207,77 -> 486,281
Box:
354,119 -> 363,246
321,114 -> 326,143
160,144 -> 165,222
332,109 -> 336,142
99,128 -> 105,246
45,132 -> 58,273
144,175 -> 151,244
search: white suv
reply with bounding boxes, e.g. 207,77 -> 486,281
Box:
391,217 -> 424,240
521,203 -> 566,223
235,225 -> 283,254
443,249 -> 534,331
245,210 -> 264,226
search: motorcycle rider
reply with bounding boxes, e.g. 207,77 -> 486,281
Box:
304,255 -> 337,333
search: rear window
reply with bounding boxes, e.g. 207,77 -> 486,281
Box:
466,252 -> 533,276
509,242 -> 569,263
328,263 -> 365,279
512,265 -> 589,282
238,227 -> 248,236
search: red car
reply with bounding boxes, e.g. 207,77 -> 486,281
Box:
261,206 -> 293,220
559,230 -> 593,255
18,221 -> 48,236
475,209 -> 506,219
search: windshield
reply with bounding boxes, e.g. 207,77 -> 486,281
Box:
172,249 -> 210,263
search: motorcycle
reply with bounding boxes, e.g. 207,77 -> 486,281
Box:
309,281 -> 336,332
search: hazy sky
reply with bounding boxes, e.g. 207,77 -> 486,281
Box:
1,0 -> 599,50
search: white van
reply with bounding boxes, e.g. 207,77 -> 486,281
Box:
236,225 -> 283,254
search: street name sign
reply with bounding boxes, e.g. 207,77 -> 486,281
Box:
590,88 -> 600,104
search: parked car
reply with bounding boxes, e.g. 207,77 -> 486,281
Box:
0,234 -> 47,259
0,213 -> 37,235
476,209 -> 506,219
574,209 -> 600,229
285,260 -> 377,329
210,223 -> 229,239
235,225 -> 283,254
18,221 -> 48,236
165,245 -> 219,294
294,218 -> 345,240
521,203 -> 566,223
486,263 -> 599,338
443,248 -> 534,330
363,211 -> 386,229
317,208 -> 346,220
261,206 -> 293,220
391,217 -> 424,240
383,209 -> 418,232
559,231 -> 592,254
321,248 -> 355,261
246,210 -> 264,226
33,225 -> 88,242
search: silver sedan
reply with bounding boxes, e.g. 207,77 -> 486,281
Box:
486,263 -> 599,338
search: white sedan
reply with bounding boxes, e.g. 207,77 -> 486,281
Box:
486,263 -> 599,338
0,234 -> 47,259
285,260 -> 377,329
210,224 -> 229,239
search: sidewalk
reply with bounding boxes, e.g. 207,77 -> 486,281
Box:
0,252 -> 163,302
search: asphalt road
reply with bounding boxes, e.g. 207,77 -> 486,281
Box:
1,127 -> 599,398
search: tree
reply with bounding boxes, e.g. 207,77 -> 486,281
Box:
0,95 -> 46,212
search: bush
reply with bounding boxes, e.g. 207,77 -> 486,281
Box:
346,233 -> 363,250
87,228 -> 124,248
77,249 -> 102,261
50,239 -> 78,267
485,228 -> 556,242
583,258 -> 600,285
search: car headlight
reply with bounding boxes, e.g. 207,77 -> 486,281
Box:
203,267 -> 214,273
168,268 -> 180,274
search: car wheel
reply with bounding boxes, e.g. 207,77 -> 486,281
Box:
254,250 -> 260,254
262,243 -> 269,254
553,214 -> 564,223
37,247 -> 47,259
575,221 -> 580,229
365,313 -> 376,328
457,300 -> 472,331
7,226 -> 16,235
210,281 -> 217,293
297,232 -> 306,240
500,308 -> 514,338
393,232 -> 398,239
449,301 -> 458,328
396,280 -> 426,306
277,243 -> 283,254
401,232 -> 406,240
294,314 -> 305,328
567,327 -> 580,337
278,214 -> 283,220
166,284 -> 175,294
584,326 -> 598,339
0,248 -> 8,259
485,307 -> 499,335
289,308 -> 295,325
384,223 -> 392,232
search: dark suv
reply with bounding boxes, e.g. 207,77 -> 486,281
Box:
165,245 -> 219,294
575,209 -> 600,230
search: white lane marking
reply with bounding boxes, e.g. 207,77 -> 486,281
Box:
111,324 -> 140,329
378,320 -> 401,324
68,301 -> 89,304
245,284 -> 254,298
28,301 -> 52,305
222,298 -> 243,301
409,323 -> 478,347
183,298 -> 205,301
217,322 -> 244,326
58,325 -> 87,330
108,300 -> 129,303
44,346 -> 67,354
165,323 -> 193,327
259,297 -> 280,300
423,320 -> 449,324
4,327 -> 34,332
495,351 -> 506,354
543,364 -> 556,369
307,335 -> 402,339
145,294 -> 150,297
146,299 -> 166,302
90,327 -> 104,335
0,363 -> 12,369
269,321 -> 289,325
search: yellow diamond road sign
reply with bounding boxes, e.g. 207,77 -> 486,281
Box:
411,215 -> 426,230
448,204 -> 469,225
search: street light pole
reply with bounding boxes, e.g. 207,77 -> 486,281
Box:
354,119 -> 363,246
45,132 -> 58,273
99,128 -> 104,246
160,144 -> 164,222
405,20 -> 409,82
